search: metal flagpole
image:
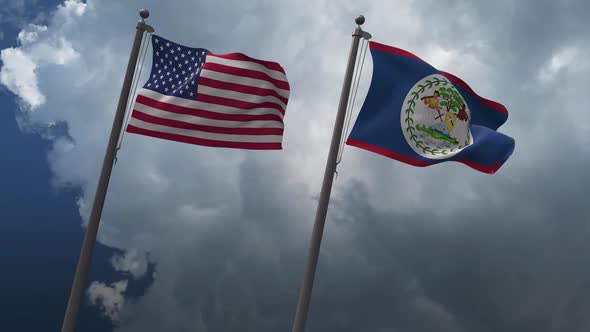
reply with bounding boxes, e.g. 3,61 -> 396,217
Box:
61,9 -> 155,332
291,15 -> 369,332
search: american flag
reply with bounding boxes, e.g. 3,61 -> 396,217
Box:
126,35 -> 290,150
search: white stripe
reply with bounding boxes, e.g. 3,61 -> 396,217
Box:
206,55 -> 288,82
134,103 -> 284,128
196,85 -> 287,110
128,118 -> 283,143
136,89 -> 285,119
200,71 -> 290,99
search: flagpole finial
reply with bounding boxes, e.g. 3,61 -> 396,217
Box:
137,9 -> 155,33
139,9 -> 149,20
355,15 -> 365,26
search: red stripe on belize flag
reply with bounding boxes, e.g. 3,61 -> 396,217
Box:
346,138 -> 503,174
346,41 -> 514,174
126,34 -> 290,150
368,42 -> 509,117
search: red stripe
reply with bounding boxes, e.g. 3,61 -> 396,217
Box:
439,71 -> 509,115
126,125 -> 282,150
345,138 -> 501,174
369,42 -> 425,62
131,110 -> 284,136
202,63 -> 290,91
208,53 -> 286,74
136,94 -> 284,123
369,41 -> 509,116
196,93 -> 285,115
199,77 -> 289,105
453,158 -> 503,175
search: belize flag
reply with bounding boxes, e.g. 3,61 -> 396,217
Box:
346,41 -> 515,174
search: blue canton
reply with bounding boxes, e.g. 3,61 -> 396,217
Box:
144,35 -> 209,100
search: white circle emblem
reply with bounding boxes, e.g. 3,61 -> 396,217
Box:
401,74 -> 473,159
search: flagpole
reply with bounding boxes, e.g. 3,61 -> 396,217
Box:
291,15 -> 367,332
61,10 -> 154,332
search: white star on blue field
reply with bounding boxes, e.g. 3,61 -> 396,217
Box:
145,36 -> 207,98
2,1 -> 589,332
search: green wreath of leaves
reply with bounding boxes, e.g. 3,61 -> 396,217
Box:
405,77 -> 458,156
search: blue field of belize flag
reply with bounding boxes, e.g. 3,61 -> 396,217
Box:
346,42 -> 515,174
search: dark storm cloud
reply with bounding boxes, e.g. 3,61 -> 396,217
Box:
114,132 -> 590,332
113,156 -> 311,332
302,138 -> 590,332
3,0 -> 589,331
80,0 -> 590,329
412,0 -> 589,67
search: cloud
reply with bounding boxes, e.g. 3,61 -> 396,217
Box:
110,251 -> 149,279
0,0 -> 84,110
0,47 -> 44,108
537,47 -> 579,83
2,0 -> 590,331
17,24 -> 47,43
87,280 -> 128,322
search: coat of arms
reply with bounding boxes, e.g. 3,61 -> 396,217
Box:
401,74 -> 473,159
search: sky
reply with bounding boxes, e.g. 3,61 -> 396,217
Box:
1,0 -> 589,331
0,2 -> 154,331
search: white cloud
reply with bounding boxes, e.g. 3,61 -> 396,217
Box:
17,25 -> 47,44
2,0 -> 589,331
0,0 -> 85,110
61,0 -> 86,17
0,47 -> 44,108
538,46 -> 579,83
87,280 -> 128,321
111,251 -> 149,279
0,0 -> 518,328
